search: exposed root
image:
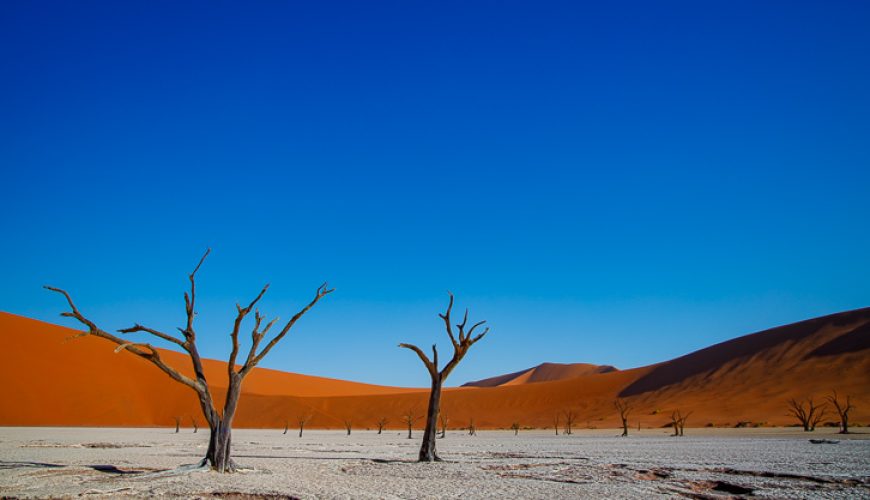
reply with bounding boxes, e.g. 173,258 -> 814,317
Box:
135,459 -> 211,479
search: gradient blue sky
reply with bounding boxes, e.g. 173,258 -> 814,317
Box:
1,1 -> 868,387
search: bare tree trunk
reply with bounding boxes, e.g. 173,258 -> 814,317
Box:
283,421 -> 289,435
175,417 -> 181,433
204,380 -> 241,473
299,421 -> 305,438
419,377 -> 442,462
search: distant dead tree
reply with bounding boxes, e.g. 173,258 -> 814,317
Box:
553,413 -> 559,435
615,398 -> 631,437
190,416 -> 198,433
376,417 -> 388,435
298,414 -> 312,438
174,416 -> 181,433
403,409 -> 422,439
283,420 -> 289,435
563,409 -> 576,435
343,419 -> 353,436
511,422 -> 520,436
670,410 -> 691,436
468,417 -> 477,436
438,412 -> 449,438
399,292 -> 489,462
826,391 -> 854,434
786,398 -> 827,432
46,249 -> 332,473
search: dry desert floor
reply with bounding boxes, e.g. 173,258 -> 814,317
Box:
1,427 -> 869,498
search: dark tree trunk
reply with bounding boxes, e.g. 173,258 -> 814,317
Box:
283,422 -> 288,435
204,380 -> 241,473
621,418 -> 628,437
299,422 -> 305,438
419,377 -> 443,462
841,416 -> 849,434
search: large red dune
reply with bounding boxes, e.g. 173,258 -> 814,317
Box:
1,308 -> 868,430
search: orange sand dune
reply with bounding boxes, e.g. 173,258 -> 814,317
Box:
0,312 -> 418,427
463,362 -> 618,387
1,308 -> 868,430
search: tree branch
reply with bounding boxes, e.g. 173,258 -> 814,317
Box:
399,342 -> 436,377
242,282 -> 333,374
438,292 -> 459,349
118,324 -> 185,348
44,286 -> 203,394
228,284 -> 270,378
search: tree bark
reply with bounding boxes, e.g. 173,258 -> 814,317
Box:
419,377 -> 443,462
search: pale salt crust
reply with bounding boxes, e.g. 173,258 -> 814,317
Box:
1,427 -> 868,498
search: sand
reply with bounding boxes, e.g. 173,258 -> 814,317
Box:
3,309 -> 869,431
1,427 -> 868,498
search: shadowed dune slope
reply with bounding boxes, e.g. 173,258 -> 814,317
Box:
1,308 -> 868,429
463,362 -> 618,387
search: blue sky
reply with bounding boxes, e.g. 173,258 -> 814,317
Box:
1,1 -> 868,387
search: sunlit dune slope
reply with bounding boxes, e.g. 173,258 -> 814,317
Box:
463,362 -> 618,387
1,308 -> 868,430
0,312 -> 418,427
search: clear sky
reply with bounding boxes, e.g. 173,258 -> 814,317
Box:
1,1 -> 868,387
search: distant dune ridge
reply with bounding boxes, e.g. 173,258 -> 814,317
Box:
463,362 -> 618,387
1,308 -> 868,430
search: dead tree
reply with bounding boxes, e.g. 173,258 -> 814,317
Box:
563,409 -> 576,435
45,249 -> 332,473
190,416 -> 198,433
376,417 -> 388,434
298,414 -> 311,437
826,391 -> 854,434
670,410 -> 691,436
399,292 -> 489,462
468,417 -> 476,436
553,413 -> 559,435
174,416 -> 181,433
438,412 -> 449,438
511,422 -> 520,436
786,398 -> 827,432
343,419 -> 353,436
403,409 -> 422,439
615,398 -> 631,437
283,420 -> 289,435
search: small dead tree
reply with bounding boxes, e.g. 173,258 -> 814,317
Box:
174,416 -> 181,433
190,416 -> 198,433
615,398 -> 631,437
298,414 -> 311,438
826,391 -> 854,434
343,419 -> 353,436
563,409 -> 576,435
670,410 -> 691,436
399,292 -> 489,462
787,398 -> 827,432
377,417 -> 388,435
438,412 -> 449,438
283,420 -> 289,435
403,409 -> 422,439
46,250 -> 332,473
468,417 -> 477,436
511,422 -> 520,436
553,413 -> 559,435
